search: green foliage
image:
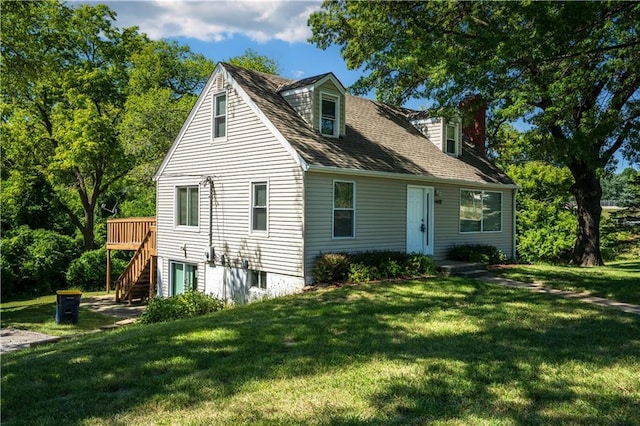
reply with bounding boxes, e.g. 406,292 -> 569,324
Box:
139,291 -> 224,324
447,244 -> 507,265
309,1 -> 640,265
1,227 -> 80,298
601,168 -> 640,207
66,248 -> 127,292
313,251 -> 436,284
312,253 -> 350,283
227,48 -> 279,75
504,161 -> 577,263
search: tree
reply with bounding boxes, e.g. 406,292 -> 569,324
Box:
2,1 -> 145,250
228,49 -> 279,75
309,1 -> 640,266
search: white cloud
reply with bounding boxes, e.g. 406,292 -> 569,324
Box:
98,0 -> 322,43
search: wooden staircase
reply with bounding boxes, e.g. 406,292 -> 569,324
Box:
106,218 -> 157,304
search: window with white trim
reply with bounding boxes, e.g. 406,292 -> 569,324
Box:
213,92 -> 227,139
177,186 -> 198,227
248,270 -> 267,289
333,180 -> 355,238
171,261 -> 197,295
446,122 -> 458,155
460,190 -> 502,232
320,93 -> 339,137
251,182 -> 267,232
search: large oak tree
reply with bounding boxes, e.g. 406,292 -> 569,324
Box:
309,1 -> 640,266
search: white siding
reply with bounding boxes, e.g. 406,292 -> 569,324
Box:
156,72 -> 305,298
304,172 -> 515,281
282,90 -> 313,126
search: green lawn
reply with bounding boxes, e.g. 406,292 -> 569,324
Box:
1,292 -> 122,336
490,259 -> 640,305
2,277 -> 639,425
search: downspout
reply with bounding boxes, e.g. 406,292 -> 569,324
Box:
513,187 -> 518,260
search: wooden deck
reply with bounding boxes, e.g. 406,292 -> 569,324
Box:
106,217 -> 157,251
106,218 -> 157,302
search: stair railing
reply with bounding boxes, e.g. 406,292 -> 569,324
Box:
115,226 -> 156,303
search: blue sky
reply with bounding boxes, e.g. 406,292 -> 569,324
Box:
79,0 -> 635,172
80,1 -> 398,103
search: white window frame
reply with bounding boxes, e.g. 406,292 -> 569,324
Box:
445,122 -> 459,156
248,270 -> 267,290
212,91 -> 227,141
332,180 -> 355,239
459,189 -> 503,233
175,185 -> 199,229
250,180 -> 268,234
170,261 -> 197,296
320,92 -> 340,138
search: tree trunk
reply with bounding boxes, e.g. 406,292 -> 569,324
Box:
82,205 -> 95,251
569,165 -> 604,266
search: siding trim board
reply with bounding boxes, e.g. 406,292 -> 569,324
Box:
307,164 -> 519,190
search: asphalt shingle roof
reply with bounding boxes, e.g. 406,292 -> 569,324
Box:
222,62 -> 514,186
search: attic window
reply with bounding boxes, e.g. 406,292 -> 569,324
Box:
446,122 -> 459,155
320,93 -> 339,137
213,92 -> 226,139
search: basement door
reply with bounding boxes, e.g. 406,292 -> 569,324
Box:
406,186 -> 434,255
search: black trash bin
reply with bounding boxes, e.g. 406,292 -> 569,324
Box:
55,290 -> 82,324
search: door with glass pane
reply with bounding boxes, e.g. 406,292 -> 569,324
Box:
171,262 -> 197,295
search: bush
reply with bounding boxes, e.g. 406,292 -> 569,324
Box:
66,248 -> 128,291
312,253 -> 350,283
139,291 -> 224,324
448,244 -> 507,265
313,251 -> 436,284
1,227 -> 80,298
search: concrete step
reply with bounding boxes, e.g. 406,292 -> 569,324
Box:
437,261 -> 488,277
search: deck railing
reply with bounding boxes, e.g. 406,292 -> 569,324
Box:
107,217 -> 156,250
106,217 -> 157,295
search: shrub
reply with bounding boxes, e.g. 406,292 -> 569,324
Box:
1,227 -> 80,298
312,253 -> 350,283
313,251 -> 436,284
448,244 -> 507,265
347,263 -> 377,283
139,291 -> 224,324
66,248 -> 128,291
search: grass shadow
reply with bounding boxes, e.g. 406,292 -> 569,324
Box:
2,278 -> 639,424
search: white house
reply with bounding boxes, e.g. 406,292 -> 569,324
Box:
150,62 -> 516,303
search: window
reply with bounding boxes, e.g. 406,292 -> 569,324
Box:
248,270 -> 267,289
213,92 -> 226,139
177,186 -> 198,227
333,181 -> 355,238
460,190 -> 502,232
251,182 -> 267,232
446,123 -> 458,155
171,262 -> 197,295
320,93 -> 338,137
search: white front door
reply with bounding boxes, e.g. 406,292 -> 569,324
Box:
406,186 -> 434,255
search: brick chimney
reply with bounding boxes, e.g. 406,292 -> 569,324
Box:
459,95 -> 486,156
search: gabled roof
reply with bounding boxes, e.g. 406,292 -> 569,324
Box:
171,62 -> 512,187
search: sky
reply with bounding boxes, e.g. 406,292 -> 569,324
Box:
78,0 -> 635,172
80,0 -> 395,103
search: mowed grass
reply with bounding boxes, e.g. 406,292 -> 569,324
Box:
490,259 -> 640,305
2,277 -> 639,425
1,292 -> 121,336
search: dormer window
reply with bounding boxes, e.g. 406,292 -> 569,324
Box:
320,93 -> 339,137
213,92 -> 227,139
446,123 -> 458,155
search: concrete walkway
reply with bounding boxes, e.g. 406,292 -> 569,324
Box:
481,276 -> 640,316
1,295 -> 145,354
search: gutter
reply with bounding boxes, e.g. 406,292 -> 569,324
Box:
306,164 -> 519,190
